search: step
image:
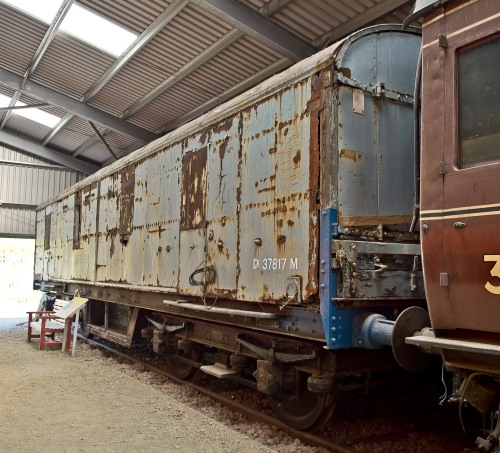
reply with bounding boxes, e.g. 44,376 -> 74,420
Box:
200,364 -> 238,378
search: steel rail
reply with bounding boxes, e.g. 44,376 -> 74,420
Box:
80,335 -> 352,453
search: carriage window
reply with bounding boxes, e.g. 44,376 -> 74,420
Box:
458,36 -> 500,168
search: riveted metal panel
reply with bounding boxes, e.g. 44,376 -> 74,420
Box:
41,207 -> 51,281
238,78 -> 318,303
152,144 -> 182,288
53,195 -> 75,280
96,174 -> 121,282
180,147 -> 208,230
34,210 -> 45,278
179,228 -> 206,297
336,31 -> 420,228
142,146 -> 181,288
205,115 -> 241,297
178,128 -> 209,296
72,183 -> 98,281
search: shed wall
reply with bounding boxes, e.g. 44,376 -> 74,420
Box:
0,145 -> 84,237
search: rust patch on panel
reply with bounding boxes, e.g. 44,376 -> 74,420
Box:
304,72 -> 324,296
181,147 -> 207,230
339,148 -> 359,162
340,215 -> 414,226
213,117 -> 234,134
119,164 -> 135,237
338,67 -> 351,79
293,149 -> 301,166
73,191 -> 82,249
44,213 -> 51,250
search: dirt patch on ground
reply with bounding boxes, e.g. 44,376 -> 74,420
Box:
0,323 -> 275,453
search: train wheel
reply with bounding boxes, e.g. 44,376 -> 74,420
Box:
166,338 -> 200,381
267,372 -> 337,431
269,368 -> 338,431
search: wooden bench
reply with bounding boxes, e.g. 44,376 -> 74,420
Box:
27,297 -> 88,353
27,299 -> 73,351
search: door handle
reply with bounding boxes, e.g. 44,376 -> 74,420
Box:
454,222 -> 466,229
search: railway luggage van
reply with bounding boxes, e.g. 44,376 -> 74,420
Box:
34,25 -> 424,430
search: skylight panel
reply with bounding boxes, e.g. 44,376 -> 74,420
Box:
0,94 -> 60,128
60,4 -> 137,57
0,0 -> 137,57
0,0 -> 62,23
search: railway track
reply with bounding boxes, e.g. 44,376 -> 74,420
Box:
79,335 -> 475,453
80,334 -> 352,452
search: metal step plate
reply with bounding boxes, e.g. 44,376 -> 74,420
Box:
200,364 -> 237,378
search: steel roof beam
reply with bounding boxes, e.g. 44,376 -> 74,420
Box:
0,103 -> 50,111
0,131 -> 100,174
101,57 -> 290,167
0,201 -> 38,209
42,113 -> 73,146
313,0 -> 411,49
259,0 -> 295,16
89,122 -> 118,161
83,0 -> 188,102
42,0 -> 187,147
123,0 -> 292,119
0,67 -> 158,142
122,29 -> 242,118
71,134 -> 102,158
158,57 -> 290,133
74,0 -> 294,160
0,0 -> 74,130
191,0 -> 315,61
0,158 -> 65,170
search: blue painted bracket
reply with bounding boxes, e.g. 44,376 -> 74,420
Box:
319,208 -> 362,349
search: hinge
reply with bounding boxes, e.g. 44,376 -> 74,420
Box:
440,161 -> 446,175
440,272 -> 449,287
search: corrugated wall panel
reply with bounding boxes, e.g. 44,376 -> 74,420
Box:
0,146 -> 51,165
0,145 -> 84,237
0,207 -> 36,237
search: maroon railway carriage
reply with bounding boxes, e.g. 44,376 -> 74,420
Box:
406,0 -> 500,449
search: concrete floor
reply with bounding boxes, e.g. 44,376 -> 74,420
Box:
0,299 -> 275,453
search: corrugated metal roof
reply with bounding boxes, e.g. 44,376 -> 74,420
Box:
0,0 -> 417,173
31,34 -> 116,100
0,5 -> 48,77
4,116 -> 53,142
78,0 -> 174,34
